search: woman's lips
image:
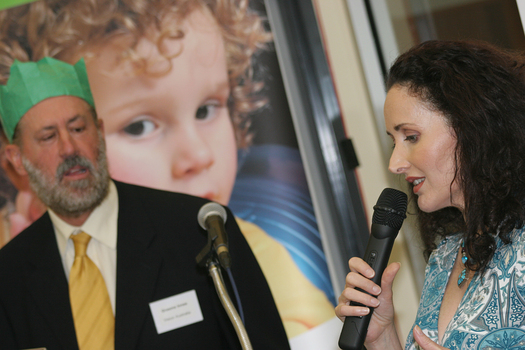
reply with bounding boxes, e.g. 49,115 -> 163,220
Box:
411,177 -> 425,194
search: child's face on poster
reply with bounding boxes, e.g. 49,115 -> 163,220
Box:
83,9 -> 238,206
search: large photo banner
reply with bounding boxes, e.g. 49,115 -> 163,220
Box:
0,0 -> 342,348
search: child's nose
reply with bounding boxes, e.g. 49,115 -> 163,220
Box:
171,132 -> 214,178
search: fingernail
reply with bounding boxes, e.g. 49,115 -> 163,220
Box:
359,307 -> 370,315
371,297 -> 380,307
373,285 -> 381,294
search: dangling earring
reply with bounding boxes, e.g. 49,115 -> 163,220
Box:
458,239 -> 468,286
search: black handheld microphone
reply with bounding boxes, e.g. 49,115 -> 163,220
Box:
197,202 -> 231,269
338,188 -> 407,350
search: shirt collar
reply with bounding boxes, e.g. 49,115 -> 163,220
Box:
49,180 -> 119,249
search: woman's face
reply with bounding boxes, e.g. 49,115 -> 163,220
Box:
384,85 -> 464,212
83,9 -> 237,205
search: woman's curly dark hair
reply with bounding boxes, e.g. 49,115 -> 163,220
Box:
386,40 -> 525,273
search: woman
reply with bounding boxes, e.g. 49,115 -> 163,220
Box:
336,40 -> 525,350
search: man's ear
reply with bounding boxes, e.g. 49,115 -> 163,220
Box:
97,118 -> 105,137
4,144 -> 27,176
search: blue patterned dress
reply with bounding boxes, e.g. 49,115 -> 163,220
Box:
405,228 -> 525,349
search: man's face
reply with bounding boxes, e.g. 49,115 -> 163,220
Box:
8,96 -> 109,218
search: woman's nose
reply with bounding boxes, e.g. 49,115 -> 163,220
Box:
388,146 -> 409,174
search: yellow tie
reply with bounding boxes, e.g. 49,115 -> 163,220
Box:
69,232 -> 115,350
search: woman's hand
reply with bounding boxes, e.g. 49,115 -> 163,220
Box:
335,257 -> 402,350
413,326 -> 450,350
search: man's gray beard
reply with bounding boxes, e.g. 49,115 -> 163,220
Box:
22,133 -> 110,218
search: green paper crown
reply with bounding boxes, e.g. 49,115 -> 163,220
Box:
0,57 -> 95,142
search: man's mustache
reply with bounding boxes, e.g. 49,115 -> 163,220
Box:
56,156 -> 94,181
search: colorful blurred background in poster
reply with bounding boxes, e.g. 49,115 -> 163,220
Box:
0,0 -> 342,348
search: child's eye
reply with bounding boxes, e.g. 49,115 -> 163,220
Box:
122,119 -> 156,137
196,103 -> 220,121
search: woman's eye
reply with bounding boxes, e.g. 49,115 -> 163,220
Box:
196,104 -> 219,120
122,119 -> 156,137
405,134 -> 418,142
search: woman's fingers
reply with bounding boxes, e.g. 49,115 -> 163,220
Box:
413,326 -> 449,350
348,257 -> 375,278
345,271 -> 381,294
377,262 -> 401,300
335,301 -> 370,321
341,283 -> 381,307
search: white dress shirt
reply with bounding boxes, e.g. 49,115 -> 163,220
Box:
49,180 -> 119,314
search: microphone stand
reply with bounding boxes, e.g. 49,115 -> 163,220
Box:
197,239 -> 253,350
208,261 -> 253,350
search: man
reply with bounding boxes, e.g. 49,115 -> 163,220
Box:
0,57 -> 289,349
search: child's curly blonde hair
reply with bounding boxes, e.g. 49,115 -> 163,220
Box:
0,0 -> 271,147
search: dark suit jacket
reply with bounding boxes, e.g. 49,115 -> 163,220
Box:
0,181 -> 290,349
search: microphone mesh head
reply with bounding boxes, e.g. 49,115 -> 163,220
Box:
197,202 -> 228,229
372,188 -> 407,229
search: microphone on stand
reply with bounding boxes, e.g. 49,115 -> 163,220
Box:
197,202 -> 231,269
196,202 -> 251,347
339,188 -> 407,350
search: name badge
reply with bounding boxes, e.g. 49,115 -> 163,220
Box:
149,290 -> 204,334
